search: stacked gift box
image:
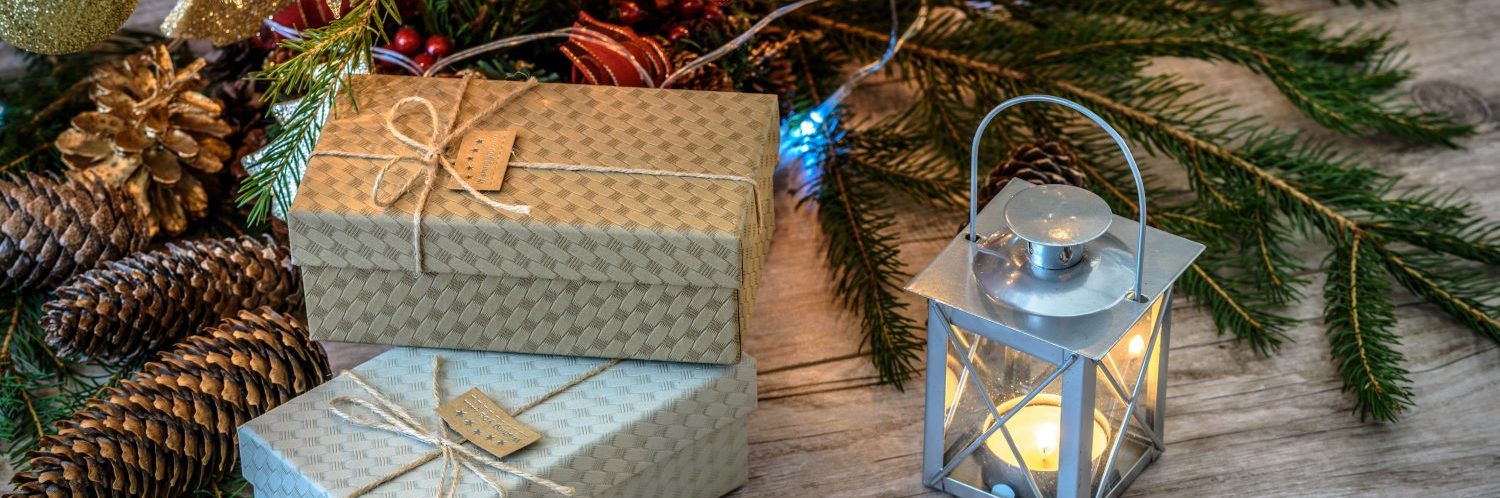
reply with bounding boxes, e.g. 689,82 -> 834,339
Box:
237,74 -> 778,497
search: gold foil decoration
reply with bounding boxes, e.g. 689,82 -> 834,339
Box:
161,0 -> 294,45
0,0 -> 139,54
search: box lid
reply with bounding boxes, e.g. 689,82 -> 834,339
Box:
238,347 -> 757,497
288,75 -> 778,288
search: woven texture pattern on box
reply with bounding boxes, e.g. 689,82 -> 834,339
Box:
603,419 -> 747,498
288,75 -> 779,289
302,265 -> 744,364
238,348 -> 756,498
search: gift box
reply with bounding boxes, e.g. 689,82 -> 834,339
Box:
288,74 -> 778,364
238,347 -> 757,498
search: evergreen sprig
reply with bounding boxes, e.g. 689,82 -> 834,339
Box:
238,0 -> 400,224
423,0 -> 581,51
791,0 -> 1496,420
1324,234 -> 1412,421
0,291 -> 137,465
798,114 -> 926,386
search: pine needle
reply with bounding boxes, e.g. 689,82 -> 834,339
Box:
237,0 -> 400,224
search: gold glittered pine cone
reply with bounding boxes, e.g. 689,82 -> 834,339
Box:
0,174 -> 150,291
43,235 -> 302,363
7,308 -> 331,498
53,43 -> 233,237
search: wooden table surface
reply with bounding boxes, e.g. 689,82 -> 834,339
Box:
5,0 -> 1500,496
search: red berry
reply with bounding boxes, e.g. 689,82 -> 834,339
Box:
617,1 -> 646,24
666,24 -> 691,41
413,53 -> 435,71
702,4 -> 724,22
425,35 -> 452,58
675,0 -> 703,17
392,27 -> 423,55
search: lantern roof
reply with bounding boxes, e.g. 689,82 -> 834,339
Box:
905,181 -> 1204,360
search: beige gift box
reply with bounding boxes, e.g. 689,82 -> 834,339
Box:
288,74 -> 778,364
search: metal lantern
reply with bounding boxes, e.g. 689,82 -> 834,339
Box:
905,96 -> 1205,498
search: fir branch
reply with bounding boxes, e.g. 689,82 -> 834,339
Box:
839,128 -> 965,205
1375,247 -> 1500,343
1026,32 -> 1465,144
425,0 -> 580,51
0,290 -> 136,465
1324,234 -> 1412,422
800,120 -> 923,387
238,0 -> 399,224
1067,143 -> 1296,353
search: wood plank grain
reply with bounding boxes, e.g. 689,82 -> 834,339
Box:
4,0 -> 1500,496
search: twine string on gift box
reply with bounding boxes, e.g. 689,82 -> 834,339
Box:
329,355 -> 623,497
311,75 -> 538,272
311,74 -> 763,273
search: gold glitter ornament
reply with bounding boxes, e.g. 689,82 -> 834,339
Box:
161,0 -> 295,45
0,0 -> 139,54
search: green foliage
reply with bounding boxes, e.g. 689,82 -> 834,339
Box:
1324,234 -> 1411,422
790,0 -> 1498,420
239,0 -> 401,224
798,115 -> 926,386
423,0 -> 585,50
0,291 -> 138,465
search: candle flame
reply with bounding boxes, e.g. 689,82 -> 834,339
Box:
1036,422 -> 1060,456
1127,335 -> 1145,357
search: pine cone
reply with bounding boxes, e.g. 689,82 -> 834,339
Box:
0,174 -> 150,291
43,235 -> 301,363
744,27 -> 802,115
7,308 -> 331,498
670,50 -> 734,92
53,44 -> 233,237
979,141 -> 1087,209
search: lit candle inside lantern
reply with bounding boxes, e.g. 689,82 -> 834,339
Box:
984,394 -> 1108,472
946,368 -> 959,408
1127,334 -> 1145,357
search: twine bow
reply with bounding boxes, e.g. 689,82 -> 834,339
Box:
314,75 -> 540,272
329,355 -> 620,498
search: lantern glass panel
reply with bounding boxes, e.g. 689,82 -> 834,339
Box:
1089,296 -> 1167,497
939,323 -> 1074,498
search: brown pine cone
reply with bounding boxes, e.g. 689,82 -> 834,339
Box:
978,141 -> 1087,210
7,308 -> 330,498
669,49 -> 734,92
43,235 -> 301,363
0,174 -> 150,291
744,28 -> 802,112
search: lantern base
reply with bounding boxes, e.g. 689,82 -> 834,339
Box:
972,230 -> 1134,317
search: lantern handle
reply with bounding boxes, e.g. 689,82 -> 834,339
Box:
968,95 -> 1147,301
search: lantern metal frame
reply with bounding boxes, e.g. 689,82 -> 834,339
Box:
906,96 -> 1205,498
